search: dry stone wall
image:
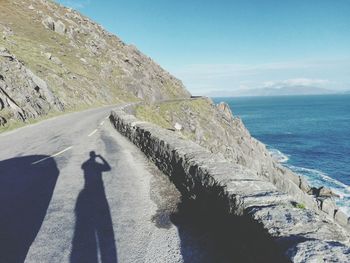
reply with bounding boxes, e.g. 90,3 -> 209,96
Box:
110,105 -> 350,262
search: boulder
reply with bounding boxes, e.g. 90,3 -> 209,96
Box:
80,58 -> 87,64
44,52 -> 52,60
174,122 -> 182,131
2,26 -> 14,39
51,56 -> 62,65
42,16 -> 55,31
0,47 -> 14,59
319,186 -> 340,198
319,197 -> 336,216
334,210 -> 349,228
0,116 -> 7,126
309,186 -> 340,198
299,176 -> 311,193
54,20 -> 66,35
42,17 -> 66,35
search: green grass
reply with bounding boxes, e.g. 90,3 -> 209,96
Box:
293,203 -> 306,209
135,98 -> 214,141
0,111 -> 62,133
135,104 -> 172,129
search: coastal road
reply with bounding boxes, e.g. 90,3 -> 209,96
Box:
0,105 -> 219,263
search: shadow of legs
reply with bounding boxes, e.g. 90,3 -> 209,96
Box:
70,153 -> 117,263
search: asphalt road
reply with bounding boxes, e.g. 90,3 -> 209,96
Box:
0,105 -> 222,263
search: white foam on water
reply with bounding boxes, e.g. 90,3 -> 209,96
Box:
268,146 -> 350,216
267,147 -> 350,216
287,164 -> 350,216
269,148 -> 289,163
337,200 -> 350,215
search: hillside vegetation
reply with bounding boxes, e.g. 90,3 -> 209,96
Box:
0,0 -> 190,130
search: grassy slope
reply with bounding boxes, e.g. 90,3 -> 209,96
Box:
0,0 -> 190,132
0,1 -> 134,103
135,98 -> 214,141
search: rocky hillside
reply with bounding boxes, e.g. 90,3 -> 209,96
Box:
0,0 -> 190,128
135,99 -> 305,192
135,98 -> 347,223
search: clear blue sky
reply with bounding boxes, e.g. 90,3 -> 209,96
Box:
57,0 -> 350,95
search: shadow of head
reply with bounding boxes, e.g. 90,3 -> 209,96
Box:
81,152 -> 111,184
0,155 -> 59,263
90,151 -> 96,159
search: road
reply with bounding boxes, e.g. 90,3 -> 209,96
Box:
0,105 -> 221,263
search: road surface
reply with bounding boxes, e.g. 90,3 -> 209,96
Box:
0,106 -> 221,263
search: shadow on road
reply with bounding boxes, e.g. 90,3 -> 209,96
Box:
0,155 -> 59,263
70,151 -> 118,263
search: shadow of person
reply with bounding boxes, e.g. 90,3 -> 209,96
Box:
70,151 -> 117,263
0,155 -> 59,263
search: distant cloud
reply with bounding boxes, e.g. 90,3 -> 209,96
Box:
176,61 -> 319,80
263,78 -> 330,88
173,58 -> 350,95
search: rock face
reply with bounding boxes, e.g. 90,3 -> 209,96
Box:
0,48 -> 63,124
217,101 -> 234,121
110,104 -> 350,263
0,0 -> 190,126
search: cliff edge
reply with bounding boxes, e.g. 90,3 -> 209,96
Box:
135,98 -> 350,229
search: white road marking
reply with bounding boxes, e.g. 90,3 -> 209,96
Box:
105,116 -> 109,120
32,146 -> 73,165
88,129 -> 98,137
100,121 -> 105,126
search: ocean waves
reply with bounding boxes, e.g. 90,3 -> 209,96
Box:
270,148 -> 350,216
219,95 -> 350,217
269,148 -> 289,163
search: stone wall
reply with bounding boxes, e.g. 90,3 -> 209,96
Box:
110,105 -> 350,262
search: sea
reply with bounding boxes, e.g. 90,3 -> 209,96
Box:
213,95 -> 350,215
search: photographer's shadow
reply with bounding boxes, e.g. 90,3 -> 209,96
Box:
70,151 -> 118,263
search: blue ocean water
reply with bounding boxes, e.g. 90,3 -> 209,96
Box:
213,95 -> 350,215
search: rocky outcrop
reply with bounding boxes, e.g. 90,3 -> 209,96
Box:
110,104 -> 350,262
217,101 -> 234,121
0,48 -> 63,124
